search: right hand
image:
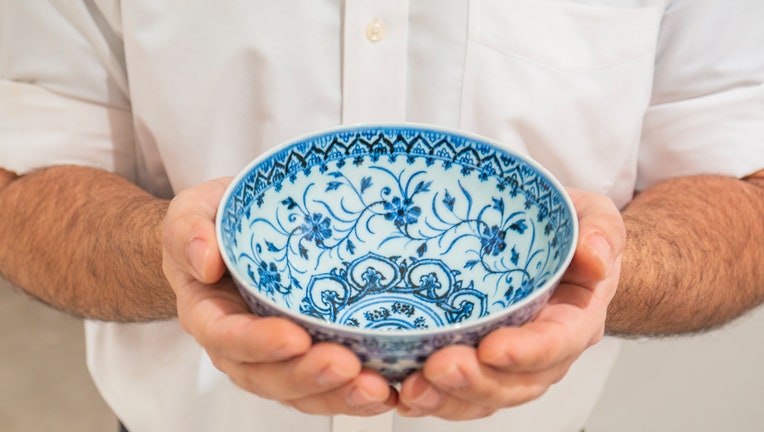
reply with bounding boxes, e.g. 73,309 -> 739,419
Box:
161,177 -> 397,416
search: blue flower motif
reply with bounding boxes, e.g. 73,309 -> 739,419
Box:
257,262 -> 283,295
301,213 -> 332,245
383,196 -> 421,228
417,272 -> 442,297
450,300 -> 475,323
361,267 -> 385,289
480,225 -> 507,256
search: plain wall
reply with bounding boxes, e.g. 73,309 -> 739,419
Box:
587,304 -> 764,431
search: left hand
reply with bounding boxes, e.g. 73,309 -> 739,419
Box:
162,178 -> 396,416
396,188 -> 627,419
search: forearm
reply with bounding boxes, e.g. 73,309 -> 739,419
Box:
607,172 -> 764,336
0,166 -> 175,322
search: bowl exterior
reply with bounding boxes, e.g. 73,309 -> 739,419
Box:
233,277 -> 555,382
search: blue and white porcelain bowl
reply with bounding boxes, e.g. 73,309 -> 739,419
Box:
216,124 -> 578,382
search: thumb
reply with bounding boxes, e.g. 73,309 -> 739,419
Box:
563,189 -> 626,287
188,237 -> 226,284
162,177 -> 232,284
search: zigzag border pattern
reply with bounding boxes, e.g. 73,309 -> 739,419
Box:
220,125 -> 574,258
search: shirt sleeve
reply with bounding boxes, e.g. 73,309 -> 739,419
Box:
637,0 -> 764,191
0,1 -> 135,179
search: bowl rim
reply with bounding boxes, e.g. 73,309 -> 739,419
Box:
215,122 -> 579,337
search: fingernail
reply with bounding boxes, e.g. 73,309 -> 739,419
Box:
362,403 -> 393,416
346,387 -> 382,408
398,405 -> 426,417
316,365 -> 354,388
406,375 -> 443,409
587,233 -> 613,275
188,238 -> 210,281
484,350 -> 513,368
430,366 -> 468,391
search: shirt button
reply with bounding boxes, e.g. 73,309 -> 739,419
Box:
365,19 -> 385,42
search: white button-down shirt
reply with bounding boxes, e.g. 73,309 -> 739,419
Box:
2,1 -> 763,431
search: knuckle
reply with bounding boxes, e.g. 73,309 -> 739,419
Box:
549,362 -> 572,385
493,379 -> 550,408
282,371 -> 315,397
476,407 -> 498,419
533,325 -> 568,365
233,367 -> 278,399
473,382 -> 500,402
507,381 -> 550,407
522,384 -> 550,403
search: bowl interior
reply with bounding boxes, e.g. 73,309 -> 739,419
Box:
218,125 -> 576,332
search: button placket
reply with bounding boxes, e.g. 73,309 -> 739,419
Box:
341,0 -> 410,124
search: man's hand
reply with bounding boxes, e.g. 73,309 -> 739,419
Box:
397,188 -> 626,420
161,178 -> 397,416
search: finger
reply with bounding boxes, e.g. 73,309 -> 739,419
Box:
224,342 -> 365,401
168,265 -> 312,363
284,369 -> 397,416
200,313 -> 314,364
399,347 -> 570,419
398,373 -> 498,421
398,374 -> 490,419
431,345 -> 566,401
477,277 -> 616,371
162,177 -> 233,283
398,371 -> 498,420
565,188 -> 626,286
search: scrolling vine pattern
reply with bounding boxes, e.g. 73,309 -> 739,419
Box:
221,127 -> 573,329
